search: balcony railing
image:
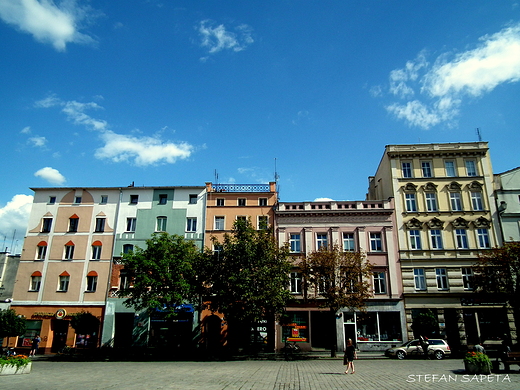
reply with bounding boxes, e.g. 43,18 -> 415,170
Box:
211,184 -> 270,193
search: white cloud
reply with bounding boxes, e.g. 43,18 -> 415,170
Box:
198,20 -> 254,55
0,0 -> 95,51
382,23 -> 520,129
20,126 -> 31,134
35,94 -> 196,166
28,136 -> 47,147
95,131 -> 193,166
0,194 -> 34,249
314,197 -> 334,202
34,166 -> 66,185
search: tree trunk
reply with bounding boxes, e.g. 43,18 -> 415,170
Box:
330,308 -> 337,358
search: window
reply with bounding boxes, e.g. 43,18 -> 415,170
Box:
258,216 -> 268,230
49,196 -> 56,204
189,194 -> 197,204
126,217 -> 136,232
58,274 -> 70,292
74,196 -> 82,204
402,162 -> 412,178
123,244 -> 134,254
421,161 -> 432,178
259,198 -> 268,206
373,272 -> 386,294
425,193 -> 438,212
471,191 -> 483,211
214,216 -> 224,230
30,272 -> 42,291
455,229 -> 469,249
414,268 -> 426,290
130,195 -> 139,204
466,160 -> 477,176
370,232 -> 382,252
430,229 -> 443,249
238,198 -> 246,206
119,271 -> 130,290
64,242 -> 74,260
477,228 -> 490,248
343,232 -> 355,252
405,193 -> 417,212
156,216 -> 167,232
409,230 -> 422,250
445,161 -> 456,177
100,195 -> 108,204
462,267 -> 474,290
69,215 -> 79,232
36,242 -> 47,260
159,194 -> 168,205
186,217 -> 197,232
95,218 -> 106,232
86,273 -> 98,292
450,192 -> 462,211
290,272 -> 302,294
316,234 -> 328,249
213,245 -> 223,254
91,241 -> 102,260
436,268 -> 449,290
216,198 -> 224,206
42,218 -> 52,233
290,234 -> 301,253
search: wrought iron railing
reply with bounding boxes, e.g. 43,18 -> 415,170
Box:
211,184 -> 270,192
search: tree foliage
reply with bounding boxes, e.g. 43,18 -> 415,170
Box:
301,244 -> 373,313
196,219 -> 292,326
411,309 -> 438,338
70,311 -> 100,335
119,232 -> 200,316
473,242 -> 520,325
0,309 -> 26,339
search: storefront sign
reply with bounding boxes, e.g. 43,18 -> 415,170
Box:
56,309 -> 67,319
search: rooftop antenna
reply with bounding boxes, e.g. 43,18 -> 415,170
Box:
9,229 -> 16,254
274,158 -> 280,200
214,169 -> 219,185
476,128 -> 482,142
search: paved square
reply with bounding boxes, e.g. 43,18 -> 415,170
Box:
3,358 -> 518,389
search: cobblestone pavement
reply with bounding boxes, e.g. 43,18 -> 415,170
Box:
3,358 -> 518,390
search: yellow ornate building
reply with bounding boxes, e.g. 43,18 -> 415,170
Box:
368,142 -> 515,352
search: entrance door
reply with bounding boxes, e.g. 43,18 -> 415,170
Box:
344,324 -> 357,347
51,319 -> 69,353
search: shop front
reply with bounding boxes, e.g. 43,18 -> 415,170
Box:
8,305 -> 104,355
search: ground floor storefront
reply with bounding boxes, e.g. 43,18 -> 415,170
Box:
404,296 -> 516,355
102,298 -> 197,352
6,305 -> 104,355
278,301 -> 406,353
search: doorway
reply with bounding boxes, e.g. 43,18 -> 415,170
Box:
51,319 -> 69,353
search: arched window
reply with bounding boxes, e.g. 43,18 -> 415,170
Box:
86,271 -> 98,292
91,240 -> 102,260
30,271 -> 42,291
36,241 -> 47,260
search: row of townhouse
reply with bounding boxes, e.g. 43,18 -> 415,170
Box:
4,141 -> 518,354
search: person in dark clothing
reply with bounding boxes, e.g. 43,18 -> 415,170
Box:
419,336 -> 429,359
29,335 -> 41,357
343,338 -> 357,374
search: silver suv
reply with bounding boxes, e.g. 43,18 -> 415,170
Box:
385,339 -> 451,360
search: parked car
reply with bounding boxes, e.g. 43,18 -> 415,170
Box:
385,339 -> 451,360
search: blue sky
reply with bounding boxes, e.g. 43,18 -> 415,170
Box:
1,0 -> 520,252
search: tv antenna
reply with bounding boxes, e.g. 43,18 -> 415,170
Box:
476,128 -> 482,142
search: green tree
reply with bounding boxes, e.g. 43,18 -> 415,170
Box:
119,232 -> 200,317
411,309 -> 438,338
301,245 -> 372,357
196,219 -> 292,352
0,309 -> 26,346
473,242 -> 520,330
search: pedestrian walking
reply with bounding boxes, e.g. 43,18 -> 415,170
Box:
343,338 -> 357,374
29,334 -> 41,357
